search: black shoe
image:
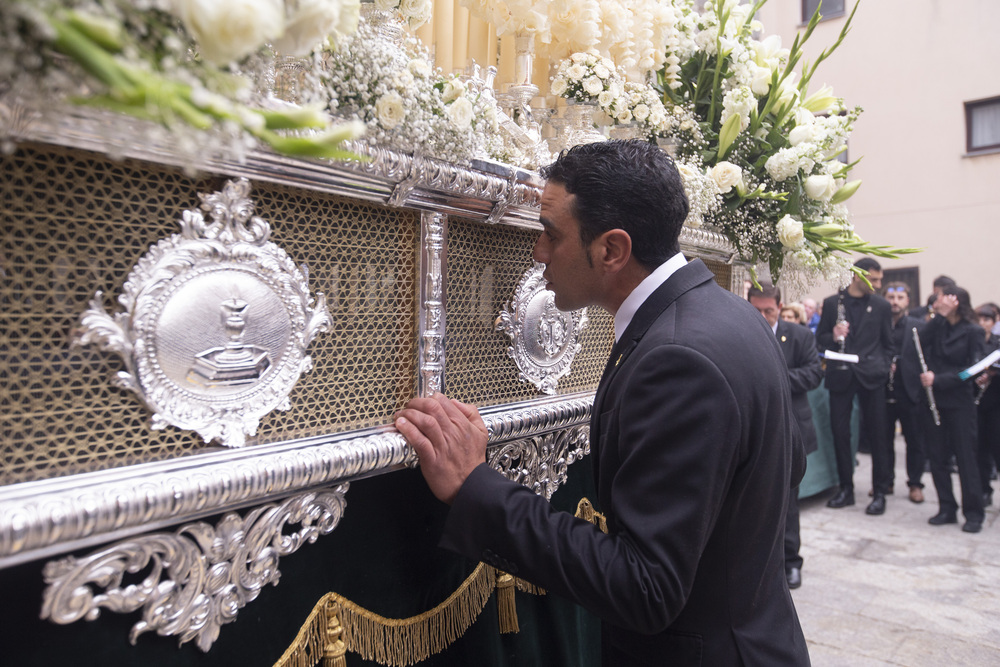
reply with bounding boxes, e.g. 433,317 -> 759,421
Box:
962,520 -> 983,533
928,512 -> 958,526
865,494 -> 886,515
786,567 -> 802,589
827,489 -> 855,508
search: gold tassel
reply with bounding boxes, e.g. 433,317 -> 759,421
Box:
323,600 -> 347,667
495,571 -> 519,634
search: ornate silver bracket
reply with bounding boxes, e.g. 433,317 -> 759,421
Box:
388,153 -> 428,208
496,262 -> 588,394
40,484 -> 349,652
488,425 -> 590,501
417,211 -> 447,397
73,178 -> 331,448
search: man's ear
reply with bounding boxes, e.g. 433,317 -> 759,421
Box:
595,229 -> 632,272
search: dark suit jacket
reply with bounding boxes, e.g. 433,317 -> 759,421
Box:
777,320 -> 823,455
440,260 -> 810,666
919,316 -> 986,409
892,315 -> 926,406
816,291 -> 892,391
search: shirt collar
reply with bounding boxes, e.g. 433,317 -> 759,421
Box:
771,320 -> 779,336
614,253 -> 688,342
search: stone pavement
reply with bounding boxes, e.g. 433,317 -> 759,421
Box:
793,433 -> 1000,666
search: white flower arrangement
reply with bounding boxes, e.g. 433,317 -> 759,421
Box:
655,0 -> 916,287
550,52 -> 623,105
605,81 -> 671,140
318,20 -> 499,163
372,0 -> 433,30
0,0 -> 364,159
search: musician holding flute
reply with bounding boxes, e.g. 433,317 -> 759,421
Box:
918,286 -> 987,532
974,306 -> 1000,508
816,258 -> 894,514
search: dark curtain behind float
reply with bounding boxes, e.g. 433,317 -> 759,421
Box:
0,456 -> 601,666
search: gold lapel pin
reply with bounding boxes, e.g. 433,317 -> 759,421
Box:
781,335 -> 787,342
615,353 -> 623,367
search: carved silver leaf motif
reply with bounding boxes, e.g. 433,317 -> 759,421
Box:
488,426 -> 591,500
40,485 -> 348,652
496,262 -> 588,394
74,178 -> 331,447
418,212 -> 446,397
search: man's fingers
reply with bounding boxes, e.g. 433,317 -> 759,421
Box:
452,399 -> 488,434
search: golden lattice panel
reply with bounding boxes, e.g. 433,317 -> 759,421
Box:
445,217 -> 614,407
1,144 -> 418,485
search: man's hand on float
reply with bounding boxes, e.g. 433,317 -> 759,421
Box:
394,394 -> 488,504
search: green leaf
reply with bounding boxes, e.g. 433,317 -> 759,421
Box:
830,179 -> 861,204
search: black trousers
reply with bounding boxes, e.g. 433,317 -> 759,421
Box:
923,402 -> 983,522
829,375 -> 890,493
976,401 -> 1000,496
884,397 -> 926,489
784,486 -> 802,570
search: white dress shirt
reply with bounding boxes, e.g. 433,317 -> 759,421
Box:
614,252 -> 688,343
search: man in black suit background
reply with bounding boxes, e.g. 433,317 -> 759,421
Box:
749,282 -> 823,590
882,281 -> 927,504
395,140 -> 810,666
816,257 -> 893,515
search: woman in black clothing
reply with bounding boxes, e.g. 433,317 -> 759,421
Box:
919,286 -> 987,532
975,306 -> 1000,506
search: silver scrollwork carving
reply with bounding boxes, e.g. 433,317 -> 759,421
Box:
488,425 -> 590,500
40,485 -> 348,652
73,178 -> 331,448
496,262 -> 588,394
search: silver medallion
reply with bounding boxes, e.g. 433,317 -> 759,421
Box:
74,178 -> 331,447
496,262 -> 588,394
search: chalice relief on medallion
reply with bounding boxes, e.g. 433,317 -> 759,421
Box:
74,177 -> 330,447
187,296 -> 271,388
536,298 -> 570,357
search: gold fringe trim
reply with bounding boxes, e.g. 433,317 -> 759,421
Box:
272,498 -> 606,667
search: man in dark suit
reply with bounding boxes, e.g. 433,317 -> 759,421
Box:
882,282 -> 927,503
816,257 -> 893,514
749,283 -> 823,590
395,140 -> 810,666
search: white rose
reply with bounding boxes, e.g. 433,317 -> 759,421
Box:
777,215 -> 805,248
615,107 -> 632,123
446,96 -> 474,130
550,78 -> 568,96
442,79 -> 464,103
571,52 -> 587,63
375,0 -> 397,10
393,69 -> 414,88
597,90 -> 614,107
632,103 -> 650,122
709,161 -> 743,194
804,173 -> 838,201
376,91 -> 405,129
172,0 -> 284,65
593,63 -> 610,79
407,58 -> 432,78
333,0 -> 360,36
583,76 -> 604,96
566,64 -> 587,81
270,0 -> 342,56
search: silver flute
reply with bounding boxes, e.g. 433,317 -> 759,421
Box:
834,294 -> 848,369
975,376 -> 990,406
912,327 -> 941,426
886,355 -> 898,403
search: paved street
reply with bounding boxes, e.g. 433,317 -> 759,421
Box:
794,433 -> 1000,666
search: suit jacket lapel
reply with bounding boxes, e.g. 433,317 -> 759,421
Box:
592,259 -> 716,417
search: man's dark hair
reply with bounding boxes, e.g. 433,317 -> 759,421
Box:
942,285 -> 977,324
933,275 -> 956,289
540,139 -> 689,270
853,257 -> 882,273
976,305 -> 998,322
747,282 -> 781,304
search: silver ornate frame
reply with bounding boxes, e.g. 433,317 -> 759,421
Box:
0,101 -> 738,651
73,178 -> 331,448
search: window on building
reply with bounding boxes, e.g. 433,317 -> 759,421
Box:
802,0 -> 845,23
966,97 -> 1000,153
